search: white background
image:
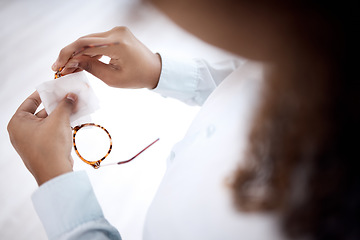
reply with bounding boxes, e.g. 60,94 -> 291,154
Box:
0,0 -> 235,239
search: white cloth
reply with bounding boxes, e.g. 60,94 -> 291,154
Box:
31,55 -> 286,240
36,71 -> 100,127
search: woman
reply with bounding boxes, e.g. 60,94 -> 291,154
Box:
8,0 -> 358,239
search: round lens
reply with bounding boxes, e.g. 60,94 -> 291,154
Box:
74,124 -> 112,163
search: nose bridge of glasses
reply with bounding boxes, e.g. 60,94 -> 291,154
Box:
92,161 -> 101,169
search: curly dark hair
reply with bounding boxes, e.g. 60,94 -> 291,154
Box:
232,2 -> 359,239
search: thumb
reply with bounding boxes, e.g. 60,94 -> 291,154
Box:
77,57 -> 114,85
51,93 -> 78,122
66,55 -> 114,86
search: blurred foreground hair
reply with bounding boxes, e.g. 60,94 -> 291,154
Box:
232,2 -> 359,239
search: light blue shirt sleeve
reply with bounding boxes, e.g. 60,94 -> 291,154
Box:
32,171 -> 121,240
152,54 -> 244,106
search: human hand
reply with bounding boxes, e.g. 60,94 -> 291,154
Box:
7,91 -> 77,186
52,27 -> 161,89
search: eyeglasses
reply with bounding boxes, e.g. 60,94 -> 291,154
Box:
72,123 -> 159,169
55,68 -> 159,169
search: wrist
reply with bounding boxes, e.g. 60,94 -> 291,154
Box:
147,53 -> 162,89
36,168 -> 73,186
33,158 -> 73,186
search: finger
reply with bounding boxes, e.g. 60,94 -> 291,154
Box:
60,67 -> 83,76
78,59 -> 119,86
61,55 -> 118,86
52,37 -> 111,71
76,43 -> 120,59
17,91 -> 42,114
60,55 -> 103,75
49,93 -> 78,123
72,42 -> 120,57
35,108 -> 48,118
59,59 -> 80,76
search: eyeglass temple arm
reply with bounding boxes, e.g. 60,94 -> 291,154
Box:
101,138 -> 160,167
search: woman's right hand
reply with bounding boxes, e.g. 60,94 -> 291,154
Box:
52,27 -> 161,89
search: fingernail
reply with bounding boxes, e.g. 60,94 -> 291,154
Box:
66,93 -> 77,102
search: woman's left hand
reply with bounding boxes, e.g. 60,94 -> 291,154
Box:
7,91 -> 78,186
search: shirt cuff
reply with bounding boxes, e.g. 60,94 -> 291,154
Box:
152,54 -> 200,105
32,171 -> 104,240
